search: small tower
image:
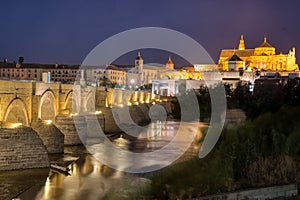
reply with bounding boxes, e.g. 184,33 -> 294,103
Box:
292,48 -> 296,57
135,52 -> 144,71
166,56 -> 174,70
238,35 -> 245,50
135,52 -> 144,86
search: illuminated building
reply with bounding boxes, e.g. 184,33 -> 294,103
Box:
165,56 -> 174,70
193,64 -> 218,72
85,65 -> 126,86
126,52 -> 174,87
219,35 -> 299,71
0,62 -> 79,83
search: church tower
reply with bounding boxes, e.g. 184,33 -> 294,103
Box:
238,35 -> 245,50
135,52 -> 144,71
166,56 -> 174,70
135,52 -> 144,86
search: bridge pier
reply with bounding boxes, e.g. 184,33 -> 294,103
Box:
100,107 -> 122,134
84,114 -> 105,145
31,120 -> 64,154
0,127 -> 50,170
55,115 -> 87,145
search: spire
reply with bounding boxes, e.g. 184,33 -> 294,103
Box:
167,56 -> 173,64
264,35 -> 267,43
238,34 -> 245,50
135,51 -> 144,67
166,56 -> 174,69
136,51 -> 143,60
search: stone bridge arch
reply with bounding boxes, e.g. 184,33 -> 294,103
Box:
39,90 -> 57,121
4,98 -> 29,126
64,90 -> 81,114
64,90 -> 73,112
86,91 -> 95,112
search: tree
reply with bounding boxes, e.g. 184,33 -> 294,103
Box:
18,56 -> 24,64
99,76 -> 111,87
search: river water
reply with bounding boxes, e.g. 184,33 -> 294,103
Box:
11,121 -> 204,200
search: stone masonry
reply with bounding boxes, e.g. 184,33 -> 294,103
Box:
0,127 -> 50,170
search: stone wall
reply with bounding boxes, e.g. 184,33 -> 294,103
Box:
0,127 -> 49,170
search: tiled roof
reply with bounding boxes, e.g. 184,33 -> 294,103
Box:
105,65 -> 126,71
229,54 -> 243,61
220,49 -> 254,58
0,62 -> 15,68
0,62 -> 80,69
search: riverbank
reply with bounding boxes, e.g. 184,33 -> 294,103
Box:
1,146 -> 86,200
140,106 -> 300,199
0,168 -> 49,200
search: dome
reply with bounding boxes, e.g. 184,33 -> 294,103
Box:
257,36 -> 274,48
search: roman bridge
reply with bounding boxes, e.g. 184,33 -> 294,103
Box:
0,79 -> 165,172
0,79 -> 160,145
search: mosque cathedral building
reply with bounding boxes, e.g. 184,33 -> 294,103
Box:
218,35 -> 298,72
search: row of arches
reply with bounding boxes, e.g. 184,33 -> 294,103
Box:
2,88 -> 98,126
3,89 -> 72,126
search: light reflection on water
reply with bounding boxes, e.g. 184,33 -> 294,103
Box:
114,121 -> 178,152
34,155 -> 123,200
19,121 -> 203,200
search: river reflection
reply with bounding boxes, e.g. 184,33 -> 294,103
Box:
34,155 -> 123,200
114,121 -> 179,152
18,121 -> 203,200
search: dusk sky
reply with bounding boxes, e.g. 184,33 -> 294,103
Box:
1,0 -> 300,67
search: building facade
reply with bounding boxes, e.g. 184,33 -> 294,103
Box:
0,62 -> 79,83
85,65 -> 126,86
126,52 -> 173,87
219,35 -> 299,72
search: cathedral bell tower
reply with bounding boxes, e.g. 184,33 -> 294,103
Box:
238,35 -> 245,50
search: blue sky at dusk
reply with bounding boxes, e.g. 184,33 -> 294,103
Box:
0,0 -> 300,67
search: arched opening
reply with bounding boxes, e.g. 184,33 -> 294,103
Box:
64,91 -> 73,110
64,90 -> 81,114
4,98 -> 29,126
86,91 -> 95,112
39,90 -> 56,121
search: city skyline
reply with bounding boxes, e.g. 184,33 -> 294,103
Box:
1,1 -> 300,66
1,1 -> 300,199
